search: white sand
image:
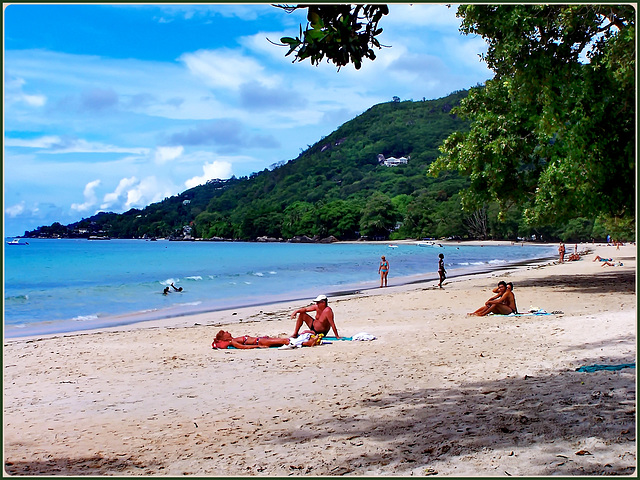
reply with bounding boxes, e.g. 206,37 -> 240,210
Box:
3,243 -> 636,476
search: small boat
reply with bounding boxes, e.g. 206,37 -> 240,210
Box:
6,238 -> 28,245
388,244 -> 398,248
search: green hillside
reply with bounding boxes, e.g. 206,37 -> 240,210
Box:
24,89 -> 620,242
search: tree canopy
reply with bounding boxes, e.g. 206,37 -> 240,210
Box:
280,5 -> 636,229
429,5 -> 635,227
275,4 -> 389,70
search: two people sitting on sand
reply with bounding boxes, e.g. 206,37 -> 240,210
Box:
468,281 -> 517,316
212,330 -> 323,349
291,294 -> 340,339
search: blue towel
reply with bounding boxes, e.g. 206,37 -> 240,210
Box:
576,363 -> 635,372
323,336 -> 352,341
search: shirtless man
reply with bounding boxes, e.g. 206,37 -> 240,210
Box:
291,294 -> 340,338
468,281 -> 517,316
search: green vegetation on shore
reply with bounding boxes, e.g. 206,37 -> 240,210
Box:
24,89 -> 632,243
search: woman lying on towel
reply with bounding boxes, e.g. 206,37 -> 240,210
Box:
212,330 -> 323,349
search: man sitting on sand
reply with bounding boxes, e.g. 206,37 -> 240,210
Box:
468,281 -> 517,316
291,294 -> 340,338
212,330 -> 323,349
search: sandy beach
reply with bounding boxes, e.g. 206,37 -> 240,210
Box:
3,242 -> 636,476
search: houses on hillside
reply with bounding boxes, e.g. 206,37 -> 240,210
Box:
377,153 -> 410,167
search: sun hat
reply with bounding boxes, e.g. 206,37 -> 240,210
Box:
314,294 -> 328,302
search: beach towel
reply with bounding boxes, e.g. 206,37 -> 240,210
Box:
289,332 -> 314,347
505,311 -> 560,316
492,308 -> 563,316
277,332 -> 320,349
322,332 -> 377,342
576,363 -> 635,373
352,332 -> 377,341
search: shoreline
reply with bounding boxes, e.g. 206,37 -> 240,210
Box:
5,241 -> 563,342
4,243 -> 636,475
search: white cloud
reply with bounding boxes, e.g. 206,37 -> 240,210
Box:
22,93 -> 47,107
71,179 -> 101,212
180,49 -> 278,90
4,135 -> 151,155
4,75 -> 47,107
185,160 -> 233,188
101,176 -> 139,209
386,4 -> 461,30
125,176 -> 176,209
99,176 -> 178,212
4,136 -> 63,148
5,202 -> 26,217
154,145 -> 184,164
42,139 -> 150,155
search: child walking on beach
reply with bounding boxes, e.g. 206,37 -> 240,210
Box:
438,253 -> 446,288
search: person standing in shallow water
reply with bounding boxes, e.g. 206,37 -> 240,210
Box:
378,256 -> 389,287
438,253 -> 446,288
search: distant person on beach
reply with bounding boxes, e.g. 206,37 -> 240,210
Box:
378,256 -> 389,287
468,281 -> 517,316
291,294 -> 340,338
438,253 -> 446,288
558,243 -> 566,263
601,260 -> 624,267
171,283 -> 183,292
212,330 -> 322,349
567,252 -> 581,261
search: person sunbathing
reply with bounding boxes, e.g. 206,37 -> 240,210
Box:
212,330 -> 322,349
601,260 -> 623,267
593,255 -> 613,262
468,281 -> 517,316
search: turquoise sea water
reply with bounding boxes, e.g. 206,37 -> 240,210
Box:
4,239 -> 556,337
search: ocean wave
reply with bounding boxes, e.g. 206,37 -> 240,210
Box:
73,314 -> 99,322
253,272 -> 264,277
160,278 -> 179,286
185,276 -> 203,281
177,301 -> 202,307
488,259 -> 507,265
269,271 -> 277,275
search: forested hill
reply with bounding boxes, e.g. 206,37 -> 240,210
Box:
26,90 -> 484,241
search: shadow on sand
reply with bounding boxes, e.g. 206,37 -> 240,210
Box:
278,350 -> 636,475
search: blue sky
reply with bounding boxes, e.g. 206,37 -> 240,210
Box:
4,4 -> 492,236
